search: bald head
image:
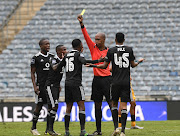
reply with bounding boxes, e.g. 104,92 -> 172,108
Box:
96,32 -> 106,40
95,32 -> 106,49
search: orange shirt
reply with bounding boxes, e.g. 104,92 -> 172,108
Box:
81,26 -> 111,77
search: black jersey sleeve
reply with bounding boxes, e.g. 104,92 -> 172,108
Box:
105,49 -> 111,63
78,53 -> 99,64
129,47 -> 135,61
57,56 -> 66,70
30,56 -> 36,67
49,57 -> 59,71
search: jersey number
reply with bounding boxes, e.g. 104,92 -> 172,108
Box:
66,57 -> 74,72
114,53 -> 129,68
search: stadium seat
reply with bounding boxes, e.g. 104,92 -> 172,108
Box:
0,0 -> 179,98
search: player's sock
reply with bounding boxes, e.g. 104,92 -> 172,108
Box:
32,112 -> 39,130
95,108 -> 102,132
121,109 -> 127,133
64,113 -> 70,131
49,109 -> 57,131
112,107 -> 118,129
46,111 -> 50,131
131,115 -> 136,127
79,110 -> 86,131
118,115 -> 122,128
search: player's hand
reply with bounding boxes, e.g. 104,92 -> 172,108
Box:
84,63 -> 91,67
77,14 -> 83,23
34,86 -> 40,95
85,63 -> 95,67
98,56 -> 105,62
138,58 -> 145,64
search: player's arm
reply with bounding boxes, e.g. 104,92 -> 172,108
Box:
56,57 -> 66,70
31,66 -> 40,95
129,47 -> 144,68
131,58 -> 144,68
77,14 -> 95,52
87,61 -> 109,69
79,53 -> 104,64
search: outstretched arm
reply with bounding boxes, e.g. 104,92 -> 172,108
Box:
131,58 -> 144,68
79,55 -> 104,64
86,61 -> 109,69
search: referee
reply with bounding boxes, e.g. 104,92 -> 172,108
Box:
77,15 -> 112,135
87,32 -> 144,136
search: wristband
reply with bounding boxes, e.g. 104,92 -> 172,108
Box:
81,25 -> 84,28
91,65 -> 97,68
138,61 -> 142,64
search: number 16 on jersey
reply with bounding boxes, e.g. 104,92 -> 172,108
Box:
66,57 -> 74,72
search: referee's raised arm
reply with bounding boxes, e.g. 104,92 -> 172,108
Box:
77,14 -> 95,53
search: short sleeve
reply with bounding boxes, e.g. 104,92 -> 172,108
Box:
30,56 -> 36,67
105,49 -> 111,63
129,47 -> 135,61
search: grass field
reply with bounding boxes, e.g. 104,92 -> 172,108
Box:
0,120 -> 180,136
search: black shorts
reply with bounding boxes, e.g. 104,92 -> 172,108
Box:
35,85 -> 47,104
46,85 -> 60,107
111,84 -> 130,102
91,76 -> 112,102
65,85 -> 85,103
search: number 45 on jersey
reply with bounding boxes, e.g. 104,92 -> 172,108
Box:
114,53 -> 129,68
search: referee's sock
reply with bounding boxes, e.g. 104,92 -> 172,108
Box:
49,109 -> 57,131
118,115 -> 122,128
95,108 -> 102,132
111,107 -> 118,129
64,113 -> 70,131
79,110 -> 86,131
32,112 -> 39,130
121,109 -> 127,133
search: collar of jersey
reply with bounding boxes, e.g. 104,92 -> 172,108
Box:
71,49 -> 78,52
116,44 -> 124,47
55,55 -> 62,61
39,51 -> 49,57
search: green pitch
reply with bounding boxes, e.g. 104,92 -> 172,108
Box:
0,120 -> 180,136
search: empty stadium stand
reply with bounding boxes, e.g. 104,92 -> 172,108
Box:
0,0 -> 179,100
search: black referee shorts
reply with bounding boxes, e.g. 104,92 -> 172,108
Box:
46,85 -> 60,108
91,76 -> 112,102
65,85 -> 85,103
110,84 -> 131,102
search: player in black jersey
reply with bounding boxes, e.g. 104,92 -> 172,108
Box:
57,39 -> 103,136
87,33 -> 144,136
30,38 -> 54,135
45,45 -> 67,136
